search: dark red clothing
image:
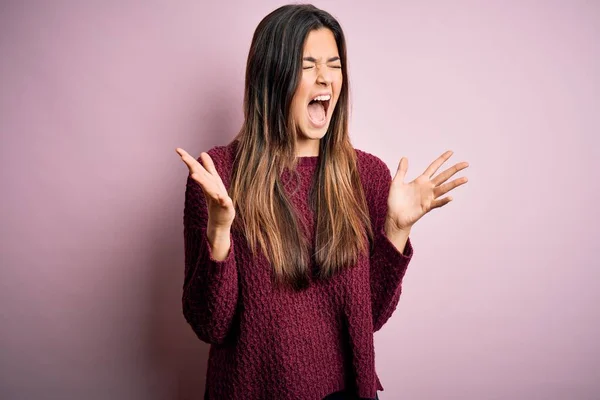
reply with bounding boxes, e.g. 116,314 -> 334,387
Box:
183,140 -> 414,399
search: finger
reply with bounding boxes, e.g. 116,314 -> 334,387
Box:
431,162 -> 469,186
200,152 -> 219,176
199,152 -> 230,192
433,176 -> 468,198
177,148 -> 209,181
393,157 -> 408,183
179,148 -> 230,205
423,150 -> 453,179
430,196 -> 453,210
176,147 -> 197,162
176,148 -> 202,173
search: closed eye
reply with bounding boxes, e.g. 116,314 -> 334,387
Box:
302,65 -> 342,69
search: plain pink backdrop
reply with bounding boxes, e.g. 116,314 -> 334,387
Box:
1,1 -> 598,399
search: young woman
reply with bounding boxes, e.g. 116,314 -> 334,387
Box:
176,4 -> 468,400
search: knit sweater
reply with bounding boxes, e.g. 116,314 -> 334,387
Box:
182,140 -> 414,400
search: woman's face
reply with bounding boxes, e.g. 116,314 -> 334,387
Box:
290,28 -> 343,156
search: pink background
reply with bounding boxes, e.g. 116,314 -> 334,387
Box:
1,1 -> 598,399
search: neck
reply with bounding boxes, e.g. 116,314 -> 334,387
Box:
296,138 -> 320,157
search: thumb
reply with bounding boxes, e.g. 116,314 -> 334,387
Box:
394,157 -> 408,183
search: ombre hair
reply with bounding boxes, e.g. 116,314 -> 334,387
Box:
229,4 -> 373,291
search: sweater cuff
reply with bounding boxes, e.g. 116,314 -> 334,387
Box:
200,228 -> 235,267
375,226 -> 413,261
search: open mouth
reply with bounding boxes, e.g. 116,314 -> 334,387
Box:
307,94 -> 331,125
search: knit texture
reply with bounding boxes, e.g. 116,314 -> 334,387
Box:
182,140 -> 414,400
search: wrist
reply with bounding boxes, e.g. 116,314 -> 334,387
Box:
383,219 -> 411,254
207,222 -> 231,241
206,223 -> 232,261
384,218 -> 412,237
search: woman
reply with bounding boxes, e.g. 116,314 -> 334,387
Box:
176,4 -> 468,399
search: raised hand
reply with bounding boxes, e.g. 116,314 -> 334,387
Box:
385,150 -> 469,233
176,148 -> 236,229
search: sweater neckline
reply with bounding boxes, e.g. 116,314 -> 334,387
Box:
296,156 -> 319,167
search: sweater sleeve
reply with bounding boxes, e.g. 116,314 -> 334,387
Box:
182,174 -> 239,345
367,157 -> 414,333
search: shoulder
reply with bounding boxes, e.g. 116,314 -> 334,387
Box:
353,148 -> 392,207
204,140 -> 237,165
354,148 -> 392,182
353,148 -> 391,220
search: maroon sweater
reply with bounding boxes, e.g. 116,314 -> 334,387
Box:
182,141 -> 414,399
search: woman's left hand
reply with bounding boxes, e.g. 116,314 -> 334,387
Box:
385,150 -> 469,234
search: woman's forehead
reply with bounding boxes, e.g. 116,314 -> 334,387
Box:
303,29 -> 339,58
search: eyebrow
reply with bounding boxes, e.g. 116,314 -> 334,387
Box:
302,56 -> 341,63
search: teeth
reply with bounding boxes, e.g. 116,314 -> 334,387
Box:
311,94 -> 331,102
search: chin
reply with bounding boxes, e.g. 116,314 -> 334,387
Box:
302,122 -> 330,139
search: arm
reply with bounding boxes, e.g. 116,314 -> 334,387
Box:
368,159 -> 414,332
182,174 -> 239,345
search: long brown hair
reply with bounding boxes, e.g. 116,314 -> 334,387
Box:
229,4 -> 373,291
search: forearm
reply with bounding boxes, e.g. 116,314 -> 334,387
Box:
383,221 -> 411,254
183,225 -> 237,345
371,222 -> 414,332
207,223 -> 232,261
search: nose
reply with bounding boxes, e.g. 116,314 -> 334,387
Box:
316,64 -> 333,85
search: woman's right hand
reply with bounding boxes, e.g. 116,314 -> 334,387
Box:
176,148 -> 236,230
